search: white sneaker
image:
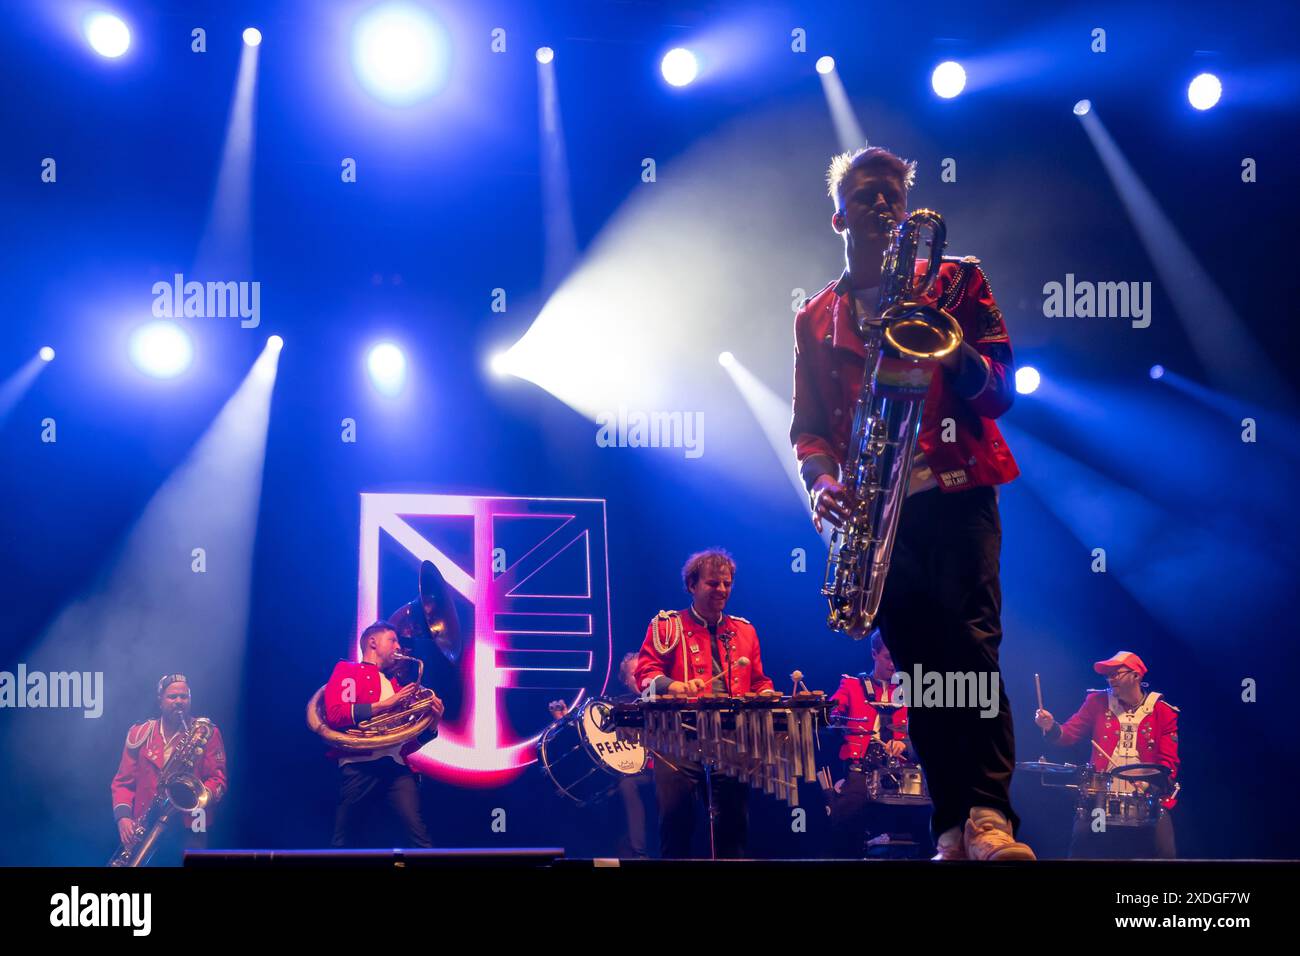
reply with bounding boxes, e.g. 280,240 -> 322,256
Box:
931,825 -> 964,861
964,807 -> 1036,861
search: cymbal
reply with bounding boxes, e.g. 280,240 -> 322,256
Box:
1016,758 -> 1079,777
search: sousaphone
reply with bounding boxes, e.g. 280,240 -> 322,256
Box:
306,560 -> 461,751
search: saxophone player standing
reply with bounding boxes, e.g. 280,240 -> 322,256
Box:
791,146 -> 1032,860
110,674 -> 227,865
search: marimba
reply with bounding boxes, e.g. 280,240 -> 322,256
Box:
609,693 -> 829,807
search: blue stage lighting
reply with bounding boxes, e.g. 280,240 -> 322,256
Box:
1073,99 -> 1091,116
351,2 -> 450,105
931,61 -> 966,99
1188,73 -> 1222,110
243,27 -> 262,47
84,12 -> 130,58
661,48 -> 699,87
39,347 -> 55,362
1015,366 -> 1041,395
1150,364 -> 1165,380
130,322 -> 193,379
816,56 -> 835,75
367,343 -> 407,396
536,46 -> 554,64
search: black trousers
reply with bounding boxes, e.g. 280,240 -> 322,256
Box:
615,773 -> 651,858
877,485 -> 1019,839
654,758 -> 748,858
1069,811 -> 1176,859
828,770 -> 933,858
331,758 -> 433,848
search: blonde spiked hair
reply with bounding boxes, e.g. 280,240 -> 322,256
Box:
826,145 -> 917,207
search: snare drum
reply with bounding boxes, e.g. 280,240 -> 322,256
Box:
1077,769 -> 1160,827
537,696 -> 647,806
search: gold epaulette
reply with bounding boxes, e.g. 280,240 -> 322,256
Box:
942,254 -> 981,264
125,719 -> 154,750
728,614 -> 752,625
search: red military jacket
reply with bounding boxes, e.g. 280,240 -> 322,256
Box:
634,609 -> 775,697
1047,690 -> 1180,808
323,659 -> 425,760
111,718 -> 227,824
830,673 -> 908,761
791,258 -> 1019,495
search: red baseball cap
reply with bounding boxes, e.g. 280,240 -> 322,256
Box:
1093,651 -> 1147,676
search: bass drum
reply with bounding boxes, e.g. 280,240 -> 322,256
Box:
537,696 -> 647,806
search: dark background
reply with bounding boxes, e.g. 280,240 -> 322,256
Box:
1,0 -> 1297,863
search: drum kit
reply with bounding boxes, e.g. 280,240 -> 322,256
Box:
828,700 -> 931,806
1017,758 -> 1173,827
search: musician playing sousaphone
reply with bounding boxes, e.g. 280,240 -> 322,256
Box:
110,674 -> 227,866
1035,651 -> 1179,858
322,621 -> 444,847
310,560 -> 456,847
791,144 -> 1032,860
634,549 -> 776,858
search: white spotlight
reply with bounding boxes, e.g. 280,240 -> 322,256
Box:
243,27 -> 262,47
130,321 -> 194,379
536,46 -> 554,64
718,351 -> 735,368
39,347 -> 56,362
267,335 -> 284,352
1015,366 -> 1041,395
661,48 -> 699,87
489,351 -> 512,377
1188,73 -> 1222,111
367,343 -> 407,396
351,2 -> 451,105
1073,99 -> 1092,116
815,56 -> 835,75
84,12 -> 131,58
931,60 -> 966,99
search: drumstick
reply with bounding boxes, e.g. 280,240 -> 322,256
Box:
1090,739 -> 1119,770
1034,673 -> 1043,712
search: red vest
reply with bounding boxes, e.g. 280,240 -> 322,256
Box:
1050,690 -> 1180,808
323,659 -> 423,760
634,609 -> 775,696
110,718 -> 227,823
829,673 -> 908,761
791,258 -> 1019,494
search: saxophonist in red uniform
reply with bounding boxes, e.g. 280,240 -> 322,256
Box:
110,674 -> 227,866
791,145 -> 1032,861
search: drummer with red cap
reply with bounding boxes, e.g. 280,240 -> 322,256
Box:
1034,651 -> 1179,859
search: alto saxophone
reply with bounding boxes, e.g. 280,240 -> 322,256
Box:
108,716 -> 214,867
822,209 -> 963,637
